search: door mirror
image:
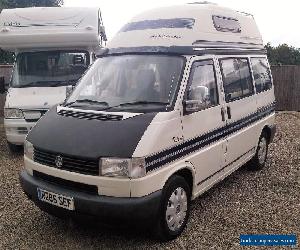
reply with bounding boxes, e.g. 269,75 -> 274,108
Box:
225,93 -> 232,102
0,77 -> 6,94
183,85 -> 210,113
183,99 -> 203,113
99,25 -> 107,41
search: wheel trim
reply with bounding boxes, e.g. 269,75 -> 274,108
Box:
166,187 -> 187,231
258,137 -> 267,165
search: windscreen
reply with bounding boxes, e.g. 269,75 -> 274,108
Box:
11,51 -> 90,88
66,55 -> 184,112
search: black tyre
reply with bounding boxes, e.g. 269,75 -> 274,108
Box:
7,141 -> 23,154
154,175 -> 191,241
248,132 -> 269,171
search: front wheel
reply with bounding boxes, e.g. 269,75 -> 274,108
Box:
248,132 -> 269,171
154,175 -> 191,241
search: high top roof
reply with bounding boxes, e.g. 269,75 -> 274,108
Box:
0,7 -> 106,51
107,3 -> 263,53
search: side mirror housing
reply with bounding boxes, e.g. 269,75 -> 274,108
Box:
0,77 -> 6,94
225,93 -> 232,102
99,25 -> 107,42
183,100 -> 202,114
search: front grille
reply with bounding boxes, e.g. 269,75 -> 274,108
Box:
34,147 -> 99,176
33,171 -> 98,195
17,127 -> 28,134
58,109 -> 123,121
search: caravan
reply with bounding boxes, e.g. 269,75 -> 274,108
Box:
20,3 -> 275,240
0,7 -> 106,151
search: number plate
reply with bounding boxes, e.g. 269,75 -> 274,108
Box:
37,188 -> 75,211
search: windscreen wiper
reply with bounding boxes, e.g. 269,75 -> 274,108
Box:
50,79 -> 79,87
119,101 -> 169,106
105,101 -> 170,110
17,81 -> 63,88
65,99 -> 109,107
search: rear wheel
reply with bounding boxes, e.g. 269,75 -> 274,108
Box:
7,141 -> 23,154
248,132 -> 269,171
154,175 -> 191,241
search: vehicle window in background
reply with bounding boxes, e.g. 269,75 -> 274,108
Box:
251,58 -> 272,93
67,55 -> 184,110
220,58 -> 254,102
11,51 -> 90,87
187,60 -> 218,110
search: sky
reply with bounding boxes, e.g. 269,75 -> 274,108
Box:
64,0 -> 299,47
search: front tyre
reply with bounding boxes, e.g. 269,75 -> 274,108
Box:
248,132 -> 269,171
154,175 -> 191,241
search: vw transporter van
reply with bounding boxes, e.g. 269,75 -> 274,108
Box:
0,7 -> 107,152
20,3 -> 276,240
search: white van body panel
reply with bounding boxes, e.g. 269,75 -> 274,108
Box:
132,111 -> 184,158
4,86 -> 68,144
108,4 -> 263,50
0,7 -> 102,51
6,87 -> 68,109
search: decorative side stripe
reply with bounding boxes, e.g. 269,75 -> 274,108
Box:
145,103 -> 275,172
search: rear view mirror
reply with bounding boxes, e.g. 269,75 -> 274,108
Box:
0,77 -> 6,94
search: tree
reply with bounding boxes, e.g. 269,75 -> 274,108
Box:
265,43 -> 300,65
0,0 -> 64,64
0,0 -> 63,9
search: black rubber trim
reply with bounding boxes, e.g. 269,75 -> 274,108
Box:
20,170 -> 162,223
197,147 -> 255,186
33,170 -> 98,195
145,102 -> 275,172
104,46 -> 266,57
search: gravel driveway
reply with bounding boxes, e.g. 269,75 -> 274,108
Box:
0,113 -> 299,249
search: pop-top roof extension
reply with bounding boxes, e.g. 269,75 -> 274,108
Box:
0,7 -> 106,51
107,3 -> 264,55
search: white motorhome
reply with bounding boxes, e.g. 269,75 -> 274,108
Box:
20,3 -> 275,240
0,7 -> 107,151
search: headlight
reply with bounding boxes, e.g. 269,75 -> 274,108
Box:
24,140 -> 34,160
4,108 -> 24,119
100,158 -> 146,178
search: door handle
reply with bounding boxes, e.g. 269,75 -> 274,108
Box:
227,106 -> 232,119
221,107 -> 225,121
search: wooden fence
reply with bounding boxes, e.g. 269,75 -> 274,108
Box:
271,66 -> 300,111
0,65 -> 299,117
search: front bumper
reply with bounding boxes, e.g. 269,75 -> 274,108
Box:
4,119 -> 35,145
19,170 -> 162,224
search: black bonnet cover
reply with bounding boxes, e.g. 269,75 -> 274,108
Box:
27,107 -> 156,159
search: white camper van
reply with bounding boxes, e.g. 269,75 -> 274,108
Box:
20,3 -> 276,240
0,7 -> 107,151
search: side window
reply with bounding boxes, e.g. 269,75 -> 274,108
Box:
251,58 -> 272,93
186,60 -> 219,111
220,58 -> 254,102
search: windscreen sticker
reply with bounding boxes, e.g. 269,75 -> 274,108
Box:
119,18 -> 195,32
